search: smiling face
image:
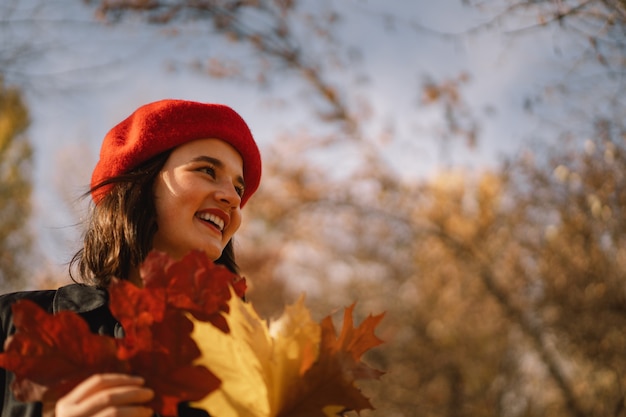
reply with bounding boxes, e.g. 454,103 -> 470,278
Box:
152,138 -> 245,261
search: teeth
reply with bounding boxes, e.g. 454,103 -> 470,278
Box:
197,213 -> 225,231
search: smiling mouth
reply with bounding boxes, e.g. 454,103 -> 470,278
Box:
196,212 -> 225,231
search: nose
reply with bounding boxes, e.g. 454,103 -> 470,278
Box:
215,181 -> 242,208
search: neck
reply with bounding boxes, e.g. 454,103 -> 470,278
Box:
128,267 -> 143,288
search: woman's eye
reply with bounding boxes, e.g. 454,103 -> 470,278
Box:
235,186 -> 245,197
199,166 -> 216,177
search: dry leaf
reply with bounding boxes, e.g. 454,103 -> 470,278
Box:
191,290 -> 278,417
0,250 -> 237,416
0,300 -> 125,402
141,250 -> 247,333
191,295 -> 384,417
0,250 -> 383,417
282,304 -> 385,416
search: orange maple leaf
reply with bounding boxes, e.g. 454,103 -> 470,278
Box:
280,304 -> 385,417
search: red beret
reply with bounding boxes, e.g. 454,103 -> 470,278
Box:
91,99 -> 261,207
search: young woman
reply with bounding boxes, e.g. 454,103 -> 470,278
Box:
0,99 -> 262,417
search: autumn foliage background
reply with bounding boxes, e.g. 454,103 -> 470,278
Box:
2,1 -> 626,416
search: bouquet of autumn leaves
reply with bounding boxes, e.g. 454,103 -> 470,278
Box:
0,250 -> 385,417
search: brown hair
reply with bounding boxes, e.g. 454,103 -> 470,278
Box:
70,151 -> 239,287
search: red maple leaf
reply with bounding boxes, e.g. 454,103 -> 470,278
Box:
0,249 -> 242,416
0,298 -> 220,417
0,300 -> 125,402
140,250 -> 246,333
108,278 -> 167,357
279,304 -> 385,417
128,310 -> 220,416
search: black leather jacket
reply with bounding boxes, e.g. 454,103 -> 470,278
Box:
0,284 -> 208,417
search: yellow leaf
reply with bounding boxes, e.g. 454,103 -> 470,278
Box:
322,405 -> 347,417
191,293 -> 321,417
267,295 -> 321,412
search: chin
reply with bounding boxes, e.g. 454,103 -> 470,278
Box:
159,243 -> 222,262
201,247 -> 223,262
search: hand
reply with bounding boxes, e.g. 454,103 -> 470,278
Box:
51,374 -> 154,417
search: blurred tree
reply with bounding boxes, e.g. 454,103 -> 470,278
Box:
463,0 -> 626,139
498,134 -> 626,416
467,0 -> 626,64
0,77 -> 33,289
239,129 -> 626,417
86,0 -> 364,135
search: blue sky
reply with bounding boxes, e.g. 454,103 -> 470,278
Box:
2,0 -> 580,277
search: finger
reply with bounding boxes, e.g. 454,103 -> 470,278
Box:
57,386 -> 154,417
92,405 -> 154,417
62,374 -> 145,404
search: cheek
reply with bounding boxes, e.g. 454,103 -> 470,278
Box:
153,182 -> 170,223
154,173 -> 195,216
226,211 -> 243,238
153,178 -> 185,231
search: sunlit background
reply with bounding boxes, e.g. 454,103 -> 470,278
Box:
2,0 -> 625,416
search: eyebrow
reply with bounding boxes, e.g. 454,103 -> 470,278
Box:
191,155 -> 246,189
